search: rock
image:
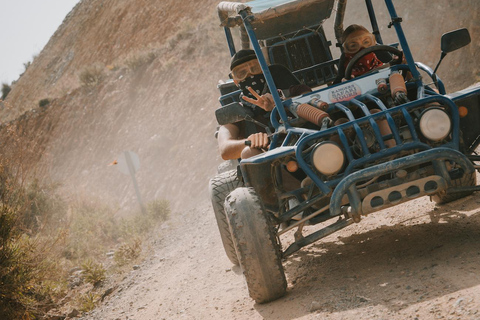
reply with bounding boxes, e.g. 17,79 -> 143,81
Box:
133,265 -> 140,270
44,311 -> 66,320
309,301 -> 322,312
102,286 -> 117,301
454,297 -> 464,308
68,309 -> 79,318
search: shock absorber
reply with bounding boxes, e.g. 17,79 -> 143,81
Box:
308,98 -> 329,111
389,71 -> 409,105
291,103 -> 330,127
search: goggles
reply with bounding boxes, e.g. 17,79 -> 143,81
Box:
343,33 -> 375,54
231,59 -> 262,81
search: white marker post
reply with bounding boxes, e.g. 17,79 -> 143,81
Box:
116,151 -> 147,215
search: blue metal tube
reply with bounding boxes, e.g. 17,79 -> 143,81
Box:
350,99 -> 386,149
365,0 -> 383,44
383,0 -> 422,89
415,62 -> 446,94
400,108 -> 419,140
364,94 -> 402,144
224,27 -> 236,56
329,148 -> 475,216
239,10 -> 289,129
332,102 -> 370,155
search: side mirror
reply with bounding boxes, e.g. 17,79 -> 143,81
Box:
215,102 -> 252,125
441,28 -> 471,53
433,28 -> 471,76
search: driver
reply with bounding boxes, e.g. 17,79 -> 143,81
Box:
217,49 -> 311,160
334,24 -> 384,83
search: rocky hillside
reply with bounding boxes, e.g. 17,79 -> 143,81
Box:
2,0 -> 479,212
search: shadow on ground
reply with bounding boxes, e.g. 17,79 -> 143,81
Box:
254,196 -> 480,319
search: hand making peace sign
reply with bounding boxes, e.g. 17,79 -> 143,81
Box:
241,86 -> 275,112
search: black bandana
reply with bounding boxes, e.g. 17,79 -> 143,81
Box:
238,74 -> 266,99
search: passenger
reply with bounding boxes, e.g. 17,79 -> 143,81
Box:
217,49 -> 311,160
334,24 -> 385,83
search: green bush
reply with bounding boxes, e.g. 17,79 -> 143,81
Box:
0,205 -> 36,319
79,292 -> 99,312
0,186 -> 51,318
38,98 -> 50,108
81,259 -> 106,286
1,83 -> 11,100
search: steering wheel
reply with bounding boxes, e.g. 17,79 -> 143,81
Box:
344,45 -> 404,80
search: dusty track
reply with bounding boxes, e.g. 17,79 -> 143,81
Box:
85,186 -> 480,320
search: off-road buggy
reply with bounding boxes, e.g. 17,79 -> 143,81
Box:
209,0 -> 480,303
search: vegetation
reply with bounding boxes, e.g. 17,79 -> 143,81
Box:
114,238 -> 142,266
1,83 -> 11,100
0,142 -> 171,318
38,98 -> 50,108
78,65 -> 104,87
124,50 -> 157,71
82,260 -> 107,286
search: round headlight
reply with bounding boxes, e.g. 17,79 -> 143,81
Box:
311,142 -> 345,176
419,108 -> 451,141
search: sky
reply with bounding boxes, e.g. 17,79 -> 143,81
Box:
0,0 -> 80,84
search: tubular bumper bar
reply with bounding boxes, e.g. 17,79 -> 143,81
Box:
329,148 -> 476,217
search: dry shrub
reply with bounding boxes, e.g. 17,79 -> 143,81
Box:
147,198 -> 170,222
120,198 -> 171,235
114,238 -> 142,266
124,50 -> 157,71
78,65 -> 104,87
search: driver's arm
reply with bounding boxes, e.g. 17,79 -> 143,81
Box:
218,123 -> 269,160
218,124 -> 245,160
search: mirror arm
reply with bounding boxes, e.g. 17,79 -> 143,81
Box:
244,115 -> 272,136
431,51 -> 447,89
433,51 -> 447,75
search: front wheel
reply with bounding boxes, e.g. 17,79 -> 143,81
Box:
432,169 -> 476,204
209,170 -> 243,265
225,187 -> 287,303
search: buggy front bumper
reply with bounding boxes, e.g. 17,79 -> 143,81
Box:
329,148 -> 476,218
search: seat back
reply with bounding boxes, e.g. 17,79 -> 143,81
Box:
266,26 -> 337,88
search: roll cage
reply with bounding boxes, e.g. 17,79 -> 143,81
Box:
217,0 -> 427,132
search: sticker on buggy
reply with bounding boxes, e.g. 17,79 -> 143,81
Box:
329,83 -> 362,103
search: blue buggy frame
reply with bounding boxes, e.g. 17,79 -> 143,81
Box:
213,0 -> 480,303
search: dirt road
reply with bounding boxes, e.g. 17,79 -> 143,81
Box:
84,185 -> 480,320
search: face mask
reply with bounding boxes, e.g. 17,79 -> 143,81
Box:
344,51 -> 383,77
238,74 -> 266,99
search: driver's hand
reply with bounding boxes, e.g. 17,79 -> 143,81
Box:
246,133 -> 269,149
242,87 -> 275,111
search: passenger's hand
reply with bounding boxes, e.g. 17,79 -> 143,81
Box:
246,132 -> 269,150
242,87 -> 275,111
